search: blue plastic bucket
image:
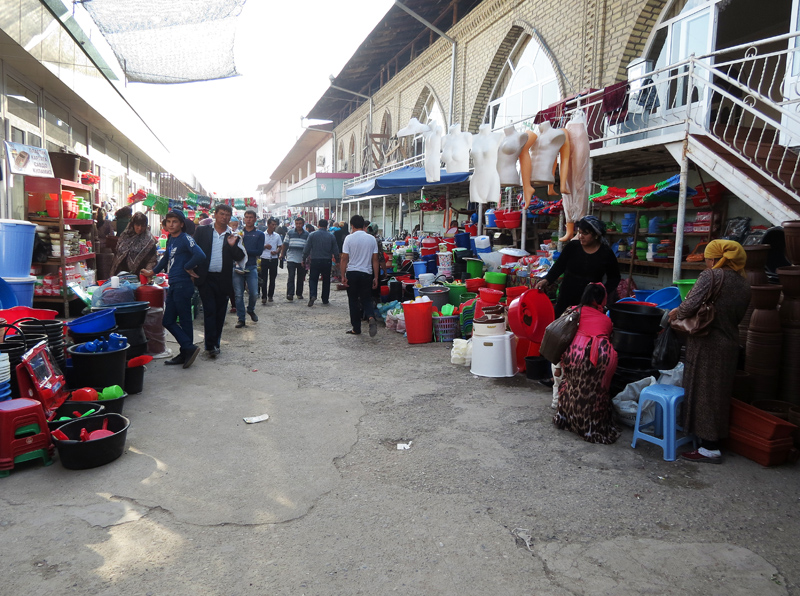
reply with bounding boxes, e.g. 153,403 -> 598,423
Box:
68,308 -> 117,333
649,286 -> 682,310
634,289 -> 655,302
0,278 -> 19,308
412,261 -> 427,278
2,276 -> 35,308
485,212 -> 497,227
454,232 -> 470,249
0,220 -> 36,278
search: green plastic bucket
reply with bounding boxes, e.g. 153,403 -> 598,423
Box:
674,279 -> 697,300
459,292 -> 477,305
464,258 -> 484,279
445,282 -> 467,306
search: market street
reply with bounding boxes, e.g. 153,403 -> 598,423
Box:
2,273 -> 799,596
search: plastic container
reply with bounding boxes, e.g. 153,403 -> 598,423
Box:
474,235 -> 491,249
124,365 -> 146,395
464,258 -> 484,279
412,260 -> 427,278
2,276 -> 36,308
419,286 -> 450,311
52,413 -> 130,469
402,301 -> 433,344
433,315 -> 460,342
465,277 -> 486,293
485,211 -> 497,227
648,286 -> 682,310
525,355 -> 551,380
470,331 -> 518,377
726,426 -> 795,467
674,279 -> 697,300
0,220 -> 37,278
48,152 -> 80,182
633,289 -> 655,302
66,344 -> 129,389
68,308 -> 117,334
454,232 -> 471,249
47,402 -> 106,431
445,283 -> 467,306
93,301 -> 150,328
479,287 -> 503,304
484,271 -> 507,285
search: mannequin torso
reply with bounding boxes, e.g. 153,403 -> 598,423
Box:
470,124 -> 503,204
529,122 -> 566,185
424,120 -> 444,183
442,123 -> 472,173
497,125 -> 527,186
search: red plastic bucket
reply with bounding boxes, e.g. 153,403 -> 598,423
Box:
479,287 -> 504,303
403,301 -> 433,344
465,278 -> 486,292
505,286 -> 527,301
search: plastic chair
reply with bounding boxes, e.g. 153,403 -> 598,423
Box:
631,385 -> 695,461
0,398 -> 54,477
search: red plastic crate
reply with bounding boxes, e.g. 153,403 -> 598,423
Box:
729,399 -> 797,440
726,426 -> 794,467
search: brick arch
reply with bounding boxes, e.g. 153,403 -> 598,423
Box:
410,85 -> 447,125
615,0 -> 669,82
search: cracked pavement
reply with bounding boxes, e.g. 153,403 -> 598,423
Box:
1,278 -> 798,595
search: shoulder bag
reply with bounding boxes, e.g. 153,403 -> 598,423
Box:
670,269 -> 723,336
539,306 -> 581,363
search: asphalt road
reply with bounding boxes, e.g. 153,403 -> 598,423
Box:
2,271 -> 798,595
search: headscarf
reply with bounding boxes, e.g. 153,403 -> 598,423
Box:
577,215 -> 608,245
110,213 -> 157,276
704,239 -> 746,277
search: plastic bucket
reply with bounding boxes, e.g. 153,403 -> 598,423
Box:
633,289 -> 655,302
66,344 -> 129,389
649,286 -> 682,310
460,292 -> 477,305
2,276 -> 36,308
48,152 -> 80,182
465,258 -> 484,279
124,365 -> 146,395
674,279 -> 697,300
68,308 -> 116,334
419,286 -> 450,311
446,283 -> 467,306
485,212 -> 497,227
403,301 -> 433,344
52,413 -> 130,469
0,220 -> 36,278
525,356 -> 551,380
418,273 -> 435,287
412,261 -> 427,279
454,232 -> 471,249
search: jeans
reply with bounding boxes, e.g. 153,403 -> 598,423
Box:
162,281 -> 196,354
233,266 -> 259,320
260,258 -> 279,299
286,261 -> 306,298
308,258 -> 333,303
346,271 -> 376,333
197,272 -> 229,351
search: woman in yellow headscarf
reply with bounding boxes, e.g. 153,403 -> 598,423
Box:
667,239 -> 751,463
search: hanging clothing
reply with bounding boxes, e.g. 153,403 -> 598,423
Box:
553,306 -> 621,444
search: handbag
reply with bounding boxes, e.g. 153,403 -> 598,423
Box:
670,269 -> 723,336
539,306 -> 581,363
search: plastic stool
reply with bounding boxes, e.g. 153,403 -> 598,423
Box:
470,331 -> 518,377
0,398 -> 54,477
631,384 -> 695,461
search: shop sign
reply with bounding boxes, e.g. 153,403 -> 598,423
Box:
3,141 -> 54,178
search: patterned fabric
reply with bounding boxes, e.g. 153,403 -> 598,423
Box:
553,324 -> 621,444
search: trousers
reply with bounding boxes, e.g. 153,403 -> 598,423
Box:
308,258 -> 333,303
198,272 -> 229,350
162,281 -> 196,353
233,267 -> 259,319
260,258 -> 279,299
286,261 -> 306,297
346,270 -> 375,333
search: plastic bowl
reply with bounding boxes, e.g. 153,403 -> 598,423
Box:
479,287 -> 504,304
52,413 -> 130,470
47,402 -> 106,431
648,286 -> 682,310
674,279 -> 697,300
68,308 -> 117,333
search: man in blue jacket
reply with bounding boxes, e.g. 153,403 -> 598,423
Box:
233,209 -> 265,327
142,210 -> 206,368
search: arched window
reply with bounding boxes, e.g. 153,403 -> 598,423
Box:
337,141 -> 345,173
486,36 -> 560,128
348,135 -> 356,173
410,88 -> 446,157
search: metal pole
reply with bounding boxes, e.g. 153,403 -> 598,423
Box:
674,137 -> 690,283
382,196 -> 386,237
369,198 -> 373,223
398,194 -> 404,236
477,203 -> 484,236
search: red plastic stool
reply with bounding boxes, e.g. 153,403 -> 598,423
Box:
0,398 -> 54,478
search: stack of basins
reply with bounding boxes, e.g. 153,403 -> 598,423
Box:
451,248 -> 472,279
16,317 -> 67,372
778,265 -> 800,406
745,285 -> 783,402
739,245 -> 770,346
608,303 -> 664,397
92,302 -> 150,359
0,353 -> 11,401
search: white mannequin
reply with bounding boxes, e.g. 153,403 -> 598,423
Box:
497,125 -> 528,186
469,123 -> 503,204
442,123 -> 472,173
529,122 -> 567,186
398,117 -> 430,137
560,110 -> 590,241
424,120 -> 444,183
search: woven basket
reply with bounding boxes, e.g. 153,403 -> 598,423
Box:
433,315 -> 460,342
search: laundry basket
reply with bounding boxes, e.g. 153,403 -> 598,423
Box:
433,315 -> 460,342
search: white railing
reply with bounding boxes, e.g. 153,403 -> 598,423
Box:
343,153 -> 425,191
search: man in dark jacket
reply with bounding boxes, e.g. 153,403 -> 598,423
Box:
302,219 -> 340,307
193,204 -> 245,357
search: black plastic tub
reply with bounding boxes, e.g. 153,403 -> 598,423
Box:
608,303 -> 664,334
48,402 -> 106,431
124,365 -> 146,395
93,302 -> 150,329
611,329 -> 656,356
67,344 -> 128,389
525,356 -> 551,380
52,413 -> 130,470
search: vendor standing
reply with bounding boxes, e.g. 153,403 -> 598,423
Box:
110,212 -> 157,277
535,216 -> 620,316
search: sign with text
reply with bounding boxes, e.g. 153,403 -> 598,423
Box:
3,141 -> 54,178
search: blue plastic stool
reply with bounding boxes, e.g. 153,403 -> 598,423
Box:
631,384 -> 695,461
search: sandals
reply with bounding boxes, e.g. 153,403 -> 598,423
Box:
346,330 -> 361,335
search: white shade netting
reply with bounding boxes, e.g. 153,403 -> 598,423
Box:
82,0 -> 247,84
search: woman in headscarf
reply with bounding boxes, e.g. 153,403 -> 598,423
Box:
110,212 -> 158,277
553,283 -> 621,444
668,239 -> 750,464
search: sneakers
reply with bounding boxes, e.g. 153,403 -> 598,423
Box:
235,320 -> 246,328
183,346 -> 201,369
248,310 -> 258,322
681,449 -> 723,464
308,297 -> 315,307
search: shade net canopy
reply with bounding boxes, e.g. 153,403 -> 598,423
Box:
82,0 -> 247,84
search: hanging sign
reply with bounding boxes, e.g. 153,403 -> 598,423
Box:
3,141 -> 54,178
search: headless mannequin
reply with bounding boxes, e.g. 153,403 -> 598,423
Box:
497,125 -> 528,186
397,117 -> 430,137
530,122 -> 568,189
424,120 -> 444,183
519,131 -> 537,207
560,110 -> 590,241
470,123 -> 503,204
442,123 -> 472,173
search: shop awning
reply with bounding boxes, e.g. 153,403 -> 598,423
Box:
345,166 -> 471,197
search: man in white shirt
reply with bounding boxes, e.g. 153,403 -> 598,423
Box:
260,218 -> 282,304
340,214 -> 379,337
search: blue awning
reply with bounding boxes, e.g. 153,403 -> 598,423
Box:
345,166 -> 470,197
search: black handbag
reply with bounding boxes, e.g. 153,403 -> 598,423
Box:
539,307 -> 581,363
